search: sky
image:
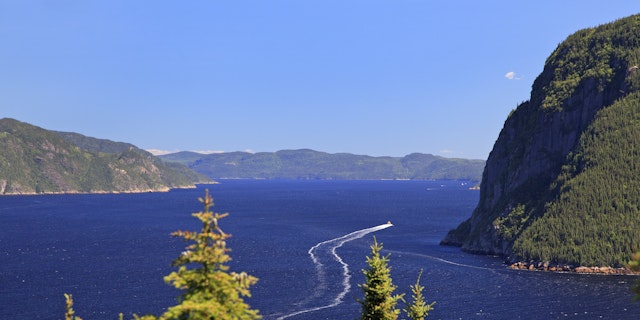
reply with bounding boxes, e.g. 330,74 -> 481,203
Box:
1,1 -> 639,160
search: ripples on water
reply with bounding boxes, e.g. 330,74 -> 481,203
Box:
1,180 -> 639,319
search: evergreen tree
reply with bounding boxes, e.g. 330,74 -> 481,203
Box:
156,189 -> 261,320
65,189 -> 261,320
64,294 -> 83,320
404,270 -> 435,320
358,237 -> 403,320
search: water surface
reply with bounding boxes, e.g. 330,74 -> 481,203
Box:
0,180 -> 638,319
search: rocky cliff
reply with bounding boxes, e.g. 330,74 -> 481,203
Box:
442,14 -> 640,267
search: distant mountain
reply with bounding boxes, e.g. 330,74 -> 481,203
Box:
0,118 -> 208,195
442,14 -> 640,269
159,151 -> 210,166
159,149 -> 485,181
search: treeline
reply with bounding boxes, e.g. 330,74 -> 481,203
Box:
533,14 -> 640,111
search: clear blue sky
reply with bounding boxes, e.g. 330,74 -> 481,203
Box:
1,1 -> 638,159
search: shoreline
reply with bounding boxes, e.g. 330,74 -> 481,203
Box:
0,184 -> 211,197
508,261 -> 640,275
440,241 -> 640,276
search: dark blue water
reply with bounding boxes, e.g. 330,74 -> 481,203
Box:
1,180 -> 639,319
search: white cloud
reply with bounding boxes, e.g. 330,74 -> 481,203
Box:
146,149 -> 176,156
439,149 -> 454,155
146,149 -> 224,155
505,71 -> 521,80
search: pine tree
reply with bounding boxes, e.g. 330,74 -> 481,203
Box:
64,293 -> 124,320
358,237 -> 404,320
64,294 -> 83,320
64,190 -> 260,319
404,270 -> 435,320
158,189 -> 261,320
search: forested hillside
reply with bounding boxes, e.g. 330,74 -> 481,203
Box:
442,14 -> 640,268
160,149 -> 485,181
0,118 -> 206,194
513,92 -> 640,267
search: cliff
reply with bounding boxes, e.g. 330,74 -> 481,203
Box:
0,118 -> 208,195
442,14 -> 640,268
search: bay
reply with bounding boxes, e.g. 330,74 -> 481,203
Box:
0,180 -> 638,319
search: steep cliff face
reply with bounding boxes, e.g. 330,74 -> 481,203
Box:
442,14 -> 640,266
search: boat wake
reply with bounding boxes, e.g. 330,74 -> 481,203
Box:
386,249 -> 498,272
275,223 -> 392,320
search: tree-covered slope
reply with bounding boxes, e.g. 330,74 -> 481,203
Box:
157,151 -> 206,166
160,149 -> 485,181
55,131 -> 137,154
442,14 -> 640,268
513,92 -> 640,267
0,118 -> 205,194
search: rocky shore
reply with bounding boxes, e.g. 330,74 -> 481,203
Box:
0,185 -> 201,196
509,261 -> 640,275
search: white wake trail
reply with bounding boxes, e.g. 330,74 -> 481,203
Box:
386,249 -> 498,272
276,223 -> 392,320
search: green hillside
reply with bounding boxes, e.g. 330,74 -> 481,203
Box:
55,131 -> 137,154
0,118 -> 206,194
513,92 -> 640,267
442,14 -> 640,268
160,149 -> 485,181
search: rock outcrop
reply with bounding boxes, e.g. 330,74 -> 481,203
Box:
508,261 -> 637,275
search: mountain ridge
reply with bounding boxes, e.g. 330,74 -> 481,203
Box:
159,149 -> 485,181
0,118 -> 208,195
